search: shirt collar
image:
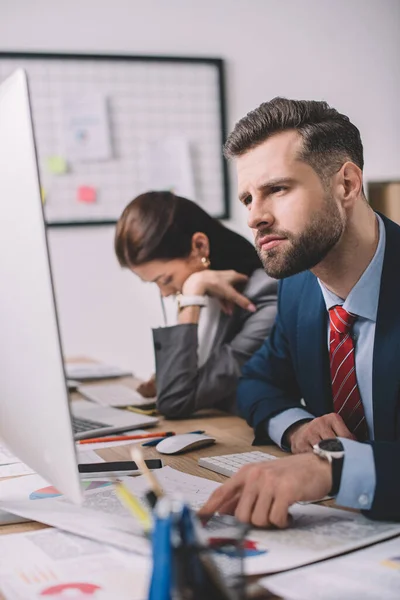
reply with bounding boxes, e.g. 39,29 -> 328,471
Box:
318,213 -> 386,322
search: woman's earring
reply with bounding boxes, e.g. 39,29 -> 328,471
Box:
201,256 -> 211,268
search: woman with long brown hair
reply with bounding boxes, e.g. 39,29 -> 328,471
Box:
115,191 -> 277,419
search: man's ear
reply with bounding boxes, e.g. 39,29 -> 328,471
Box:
190,232 -> 210,258
334,161 -> 364,209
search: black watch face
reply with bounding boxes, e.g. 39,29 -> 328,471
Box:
319,439 -> 344,452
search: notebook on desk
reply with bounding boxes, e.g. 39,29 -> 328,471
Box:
77,382 -> 156,409
65,362 -> 132,381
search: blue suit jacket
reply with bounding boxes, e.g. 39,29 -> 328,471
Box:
238,214 -> 400,520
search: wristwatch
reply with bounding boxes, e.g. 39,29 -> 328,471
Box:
176,294 -> 208,311
312,438 -> 345,497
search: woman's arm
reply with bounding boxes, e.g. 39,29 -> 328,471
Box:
154,271 -> 278,418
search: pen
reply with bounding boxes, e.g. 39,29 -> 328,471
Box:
113,478 -> 152,533
142,430 -> 205,447
131,446 -> 164,508
77,431 -> 175,445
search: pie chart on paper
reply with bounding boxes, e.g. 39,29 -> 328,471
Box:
29,480 -> 113,500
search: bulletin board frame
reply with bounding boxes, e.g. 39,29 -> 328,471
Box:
0,51 -> 230,227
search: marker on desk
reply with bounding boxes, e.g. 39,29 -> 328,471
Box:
131,446 -> 164,509
142,430 -> 205,447
113,478 -> 152,533
77,431 -> 175,445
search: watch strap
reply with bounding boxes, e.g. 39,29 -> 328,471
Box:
177,294 -> 208,310
329,456 -> 344,496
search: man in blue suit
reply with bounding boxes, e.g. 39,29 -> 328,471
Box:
201,98 -> 400,527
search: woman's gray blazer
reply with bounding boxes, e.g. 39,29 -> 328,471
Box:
152,269 -> 278,419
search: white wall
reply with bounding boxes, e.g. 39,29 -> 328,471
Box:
1,0 -> 399,376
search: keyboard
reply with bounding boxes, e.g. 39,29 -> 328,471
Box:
71,415 -> 108,434
77,383 -> 154,408
198,451 -> 277,477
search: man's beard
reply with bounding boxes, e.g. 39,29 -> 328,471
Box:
256,198 -> 344,279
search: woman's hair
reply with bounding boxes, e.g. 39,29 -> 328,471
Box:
115,191 -> 262,276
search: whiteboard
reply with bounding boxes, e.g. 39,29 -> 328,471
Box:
0,52 -> 229,226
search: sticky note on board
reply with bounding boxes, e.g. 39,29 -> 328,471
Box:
77,186 -> 96,203
46,156 -> 68,175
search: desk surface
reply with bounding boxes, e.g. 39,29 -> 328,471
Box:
0,410 -> 286,536
0,404 -> 286,598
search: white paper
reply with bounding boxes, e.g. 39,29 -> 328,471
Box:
243,503 -> 400,575
0,468 -> 216,553
0,462 -> 35,477
127,468 -> 400,577
0,473 -> 150,554
143,136 -> 196,200
77,383 -> 153,408
126,465 -> 220,511
61,95 -> 112,162
0,441 -> 20,465
2,467 -> 397,581
263,536 -> 400,600
0,528 -> 150,600
76,449 -> 105,464
65,362 -> 131,380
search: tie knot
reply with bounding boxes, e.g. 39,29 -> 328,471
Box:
329,305 -> 357,335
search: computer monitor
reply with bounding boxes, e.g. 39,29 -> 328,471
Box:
0,70 -> 82,504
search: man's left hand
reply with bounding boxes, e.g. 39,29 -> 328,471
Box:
198,453 -> 332,528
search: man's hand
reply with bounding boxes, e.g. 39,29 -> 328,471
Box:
199,453 -> 332,528
286,413 -> 356,454
182,270 -> 256,313
136,374 -> 157,398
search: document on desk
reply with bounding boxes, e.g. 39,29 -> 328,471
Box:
0,467 -> 216,555
0,473 -> 151,555
1,466 -> 399,578
0,462 -> 35,477
263,536 -> 400,600
76,448 -> 105,464
0,440 -> 21,465
125,465 -> 220,510
123,467 -> 400,576
0,528 -> 150,600
244,503 -> 400,575
65,362 -> 132,380
0,448 -> 103,477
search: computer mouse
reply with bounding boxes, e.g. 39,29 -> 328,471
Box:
156,433 -> 216,455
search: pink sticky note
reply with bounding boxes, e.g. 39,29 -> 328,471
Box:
77,186 -> 96,203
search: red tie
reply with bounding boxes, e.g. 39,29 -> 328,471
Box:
329,305 -> 368,441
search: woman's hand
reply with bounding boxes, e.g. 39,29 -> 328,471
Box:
136,374 -> 157,398
182,270 -> 256,314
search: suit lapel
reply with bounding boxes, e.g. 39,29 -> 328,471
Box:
297,274 -> 333,415
373,217 -> 400,440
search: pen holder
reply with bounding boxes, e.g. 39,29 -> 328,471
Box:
149,502 -> 248,600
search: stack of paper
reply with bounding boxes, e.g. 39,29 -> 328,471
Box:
1,466 -> 400,580
0,528 -> 150,600
0,441 -> 35,477
65,362 -> 132,381
263,536 -> 400,599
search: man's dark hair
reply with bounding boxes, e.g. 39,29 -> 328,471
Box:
224,97 -> 364,181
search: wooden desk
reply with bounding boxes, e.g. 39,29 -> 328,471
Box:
97,412 -> 287,479
0,406 -> 283,598
0,411 -> 286,537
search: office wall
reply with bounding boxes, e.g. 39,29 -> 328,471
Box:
1,0 -> 400,376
